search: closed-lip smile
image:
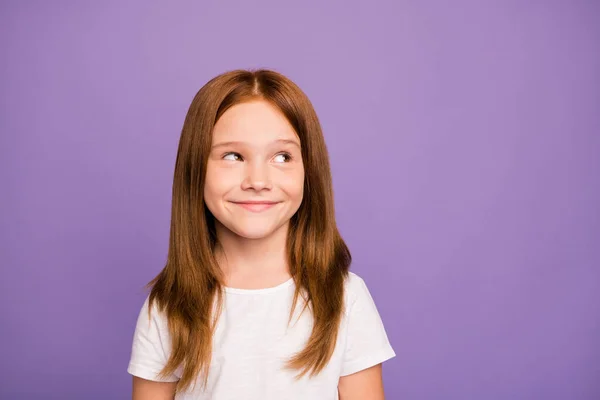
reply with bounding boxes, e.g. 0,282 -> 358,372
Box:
231,200 -> 280,213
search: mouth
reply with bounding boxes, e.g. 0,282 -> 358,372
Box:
230,201 -> 281,213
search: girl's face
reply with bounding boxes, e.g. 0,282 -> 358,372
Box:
204,100 -> 305,240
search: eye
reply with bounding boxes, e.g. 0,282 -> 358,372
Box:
223,152 -> 243,161
273,152 -> 292,163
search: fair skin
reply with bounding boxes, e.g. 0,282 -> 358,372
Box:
204,100 -> 305,288
132,377 -> 176,400
132,99 -> 385,399
338,364 -> 387,400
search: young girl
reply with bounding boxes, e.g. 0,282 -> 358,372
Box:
127,69 -> 395,399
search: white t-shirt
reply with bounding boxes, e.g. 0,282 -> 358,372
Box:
127,272 -> 395,399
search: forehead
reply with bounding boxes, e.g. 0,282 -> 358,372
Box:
212,100 -> 298,143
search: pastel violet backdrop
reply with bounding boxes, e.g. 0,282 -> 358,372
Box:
1,1 -> 598,399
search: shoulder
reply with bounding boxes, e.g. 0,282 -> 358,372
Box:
128,295 -> 179,382
339,272 -> 397,376
134,294 -> 170,332
344,271 -> 367,292
343,271 -> 372,315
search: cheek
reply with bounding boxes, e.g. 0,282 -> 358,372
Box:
282,168 -> 305,202
204,165 -> 236,204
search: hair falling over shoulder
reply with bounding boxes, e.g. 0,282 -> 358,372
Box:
145,69 -> 351,394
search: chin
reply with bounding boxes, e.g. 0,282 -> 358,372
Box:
215,218 -> 288,241
231,226 -> 280,240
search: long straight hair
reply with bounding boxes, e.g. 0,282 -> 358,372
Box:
146,69 -> 351,394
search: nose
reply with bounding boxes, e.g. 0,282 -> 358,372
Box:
241,161 -> 272,191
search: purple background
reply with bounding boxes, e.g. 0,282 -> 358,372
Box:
1,1 -> 599,399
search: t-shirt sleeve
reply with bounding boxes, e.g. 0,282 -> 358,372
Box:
127,296 -> 179,382
340,276 -> 396,376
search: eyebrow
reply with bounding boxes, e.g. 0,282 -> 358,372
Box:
211,139 -> 301,150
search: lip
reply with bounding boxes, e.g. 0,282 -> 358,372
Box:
231,201 -> 280,213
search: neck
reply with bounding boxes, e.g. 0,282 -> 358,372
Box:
214,222 -> 291,288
